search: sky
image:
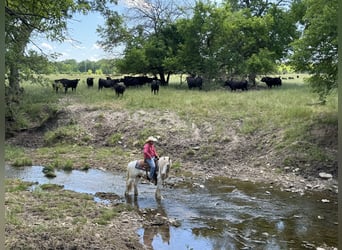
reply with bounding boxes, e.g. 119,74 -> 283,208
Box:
29,12 -> 114,62
28,1 -> 132,62
28,0 -> 209,62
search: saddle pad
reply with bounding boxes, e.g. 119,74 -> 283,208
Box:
135,160 -> 148,170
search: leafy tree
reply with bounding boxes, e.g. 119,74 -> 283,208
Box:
290,0 -> 337,103
95,59 -> 116,75
226,0 -> 291,17
176,1 -> 222,78
116,47 -> 149,74
97,0 -> 185,84
177,1 -> 298,83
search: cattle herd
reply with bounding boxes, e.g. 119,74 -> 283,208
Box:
53,75 -> 158,96
52,74 -> 287,95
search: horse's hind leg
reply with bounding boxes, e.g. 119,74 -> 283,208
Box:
124,180 -> 129,196
133,176 -> 140,196
125,175 -> 133,196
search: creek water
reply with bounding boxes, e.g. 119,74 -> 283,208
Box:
5,165 -> 337,250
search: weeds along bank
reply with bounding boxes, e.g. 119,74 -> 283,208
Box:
5,76 -> 338,190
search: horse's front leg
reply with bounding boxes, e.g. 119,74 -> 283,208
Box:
155,175 -> 163,200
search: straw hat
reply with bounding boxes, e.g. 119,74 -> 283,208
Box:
145,136 -> 158,143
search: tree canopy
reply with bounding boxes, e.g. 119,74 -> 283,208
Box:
97,0 -> 299,84
290,0 -> 338,102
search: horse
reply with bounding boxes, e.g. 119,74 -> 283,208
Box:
124,156 -> 172,200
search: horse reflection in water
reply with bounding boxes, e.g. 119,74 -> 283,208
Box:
125,196 -> 170,249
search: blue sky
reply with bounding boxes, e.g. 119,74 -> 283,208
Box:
29,12 -> 114,62
28,1 -> 130,62
28,0 -> 206,62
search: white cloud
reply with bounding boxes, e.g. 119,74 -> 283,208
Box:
74,44 -> 86,50
41,42 -> 53,50
123,0 -> 152,11
92,43 -> 102,50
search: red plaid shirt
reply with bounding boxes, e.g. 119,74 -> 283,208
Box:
143,142 -> 158,159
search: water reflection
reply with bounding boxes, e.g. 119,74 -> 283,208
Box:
126,196 -> 171,249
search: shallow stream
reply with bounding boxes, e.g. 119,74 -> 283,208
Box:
5,165 -> 338,249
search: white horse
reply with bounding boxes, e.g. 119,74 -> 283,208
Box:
124,156 -> 172,200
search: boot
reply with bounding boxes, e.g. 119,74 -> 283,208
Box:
153,173 -> 157,185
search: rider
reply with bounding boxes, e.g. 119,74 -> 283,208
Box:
143,136 -> 159,184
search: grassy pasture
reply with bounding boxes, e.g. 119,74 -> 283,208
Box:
24,73 -> 337,136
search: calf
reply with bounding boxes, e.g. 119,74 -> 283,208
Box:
151,79 -> 160,94
86,77 -> 94,88
261,77 -> 282,88
224,80 -> 248,91
186,76 -> 203,90
114,83 -> 126,97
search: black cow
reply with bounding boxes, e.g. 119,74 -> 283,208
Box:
151,79 -> 160,94
122,76 -> 139,87
122,76 -> 154,87
98,78 -> 120,90
54,78 -> 80,94
224,79 -> 248,91
186,76 -> 203,90
86,77 -> 94,88
261,77 -> 282,88
114,83 -> 126,97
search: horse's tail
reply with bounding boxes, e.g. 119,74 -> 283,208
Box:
125,160 -> 136,194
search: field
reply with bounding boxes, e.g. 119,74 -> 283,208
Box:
5,73 -> 338,248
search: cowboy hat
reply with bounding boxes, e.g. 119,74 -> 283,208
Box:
146,136 -> 158,142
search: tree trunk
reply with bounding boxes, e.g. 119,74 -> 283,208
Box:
8,63 -> 21,95
158,70 -> 168,86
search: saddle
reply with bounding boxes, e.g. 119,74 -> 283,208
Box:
135,160 -> 150,171
135,159 -> 159,183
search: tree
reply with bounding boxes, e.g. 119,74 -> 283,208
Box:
116,47 -> 149,74
97,0 -> 186,84
290,0 -> 338,103
176,1 -> 222,78
176,1 -> 298,83
226,0 -> 292,17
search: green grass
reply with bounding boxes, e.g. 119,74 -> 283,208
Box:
18,74 -> 338,134
5,145 -> 26,161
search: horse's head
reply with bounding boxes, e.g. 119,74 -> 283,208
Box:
159,156 -> 172,181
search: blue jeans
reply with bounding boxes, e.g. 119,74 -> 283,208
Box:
146,157 -> 156,180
